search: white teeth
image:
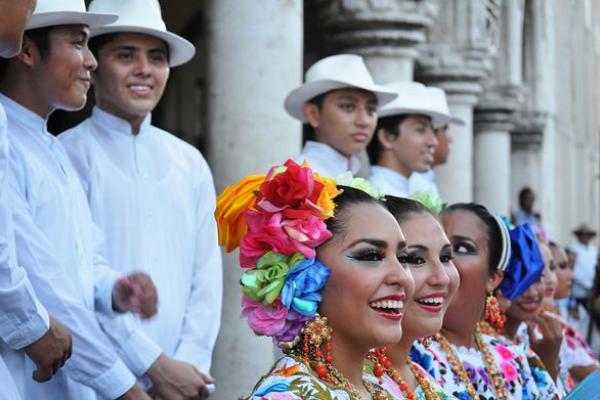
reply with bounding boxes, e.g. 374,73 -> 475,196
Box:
419,297 -> 443,305
369,300 -> 404,309
129,85 -> 150,91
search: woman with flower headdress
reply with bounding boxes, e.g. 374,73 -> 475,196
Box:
216,159 -> 415,399
362,195 -> 460,399
409,203 -> 559,399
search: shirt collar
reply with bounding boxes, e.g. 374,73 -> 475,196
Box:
91,106 -> 152,137
302,141 -> 361,174
0,93 -> 48,136
370,165 -> 410,187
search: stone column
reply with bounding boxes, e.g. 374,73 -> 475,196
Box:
312,0 -> 438,82
415,0 -> 499,202
473,109 -> 515,215
204,1 -> 303,398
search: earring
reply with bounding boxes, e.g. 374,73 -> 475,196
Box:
299,314 -> 333,380
484,292 -> 506,332
420,336 -> 433,348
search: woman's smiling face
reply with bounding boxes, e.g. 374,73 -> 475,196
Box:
400,212 -> 459,340
318,202 -> 415,350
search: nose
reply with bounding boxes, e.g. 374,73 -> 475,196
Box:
426,128 -> 438,147
386,257 -> 415,296
427,260 -> 451,287
83,45 -> 98,71
355,106 -> 373,128
135,54 -> 152,77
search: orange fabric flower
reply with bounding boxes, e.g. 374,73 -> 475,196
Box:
313,173 -> 341,219
215,175 -> 265,252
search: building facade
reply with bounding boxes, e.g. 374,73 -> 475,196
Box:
74,0 -> 600,397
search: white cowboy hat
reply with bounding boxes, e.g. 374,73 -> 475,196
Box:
27,0 -> 117,30
89,0 -> 195,67
378,81 -> 462,129
427,87 -> 465,128
284,54 -> 397,122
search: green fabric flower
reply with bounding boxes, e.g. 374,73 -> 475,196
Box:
241,252 -> 304,304
410,190 -> 446,214
336,172 -> 381,199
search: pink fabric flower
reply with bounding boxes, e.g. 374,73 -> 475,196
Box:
282,215 -> 332,258
240,212 -> 298,267
274,310 -> 310,343
500,361 -> 518,382
495,344 -> 514,361
241,295 -> 288,336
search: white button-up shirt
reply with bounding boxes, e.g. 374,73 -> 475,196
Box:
369,165 -> 410,197
1,94 -> 139,400
60,107 -> 223,373
569,240 -> 598,298
408,169 -> 441,198
295,141 -> 361,179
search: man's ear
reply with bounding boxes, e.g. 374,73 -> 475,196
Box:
376,127 -> 397,150
486,270 -> 504,292
17,35 -> 39,68
303,102 -> 320,128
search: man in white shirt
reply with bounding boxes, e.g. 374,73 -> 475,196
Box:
408,88 -> 464,197
0,1 -> 73,398
60,1 -> 222,398
569,224 -> 598,305
284,54 -> 396,179
367,82 -> 449,197
0,1 -> 160,398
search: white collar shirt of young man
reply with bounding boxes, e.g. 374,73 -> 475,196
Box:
59,106 -> 223,373
296,140 -> 362,180
0,94 -> 150,400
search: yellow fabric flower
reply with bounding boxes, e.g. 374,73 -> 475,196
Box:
215,175 -> 265,252
313,173 -> 341,219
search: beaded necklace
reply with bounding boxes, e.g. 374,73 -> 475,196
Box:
434,330 -> 509,400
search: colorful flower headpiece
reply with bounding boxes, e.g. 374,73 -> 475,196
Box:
215,160 -> 341,346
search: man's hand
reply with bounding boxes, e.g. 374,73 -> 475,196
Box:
119,384 -> 152,400
147,354 -> 214,400
112,272 -> 158,318
527,311 -> 563,379
23,317 -> 72,382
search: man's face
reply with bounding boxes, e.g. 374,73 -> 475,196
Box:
387,114 -> 437,176
0,0 -> 36,58
94,33 -> 170,124
305,88 -> 378,157
31,25 -> 96,112
433,125 -> 452,166
521,192 -> 535,212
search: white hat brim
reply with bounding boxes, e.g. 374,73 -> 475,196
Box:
450,116 -> 466,126
27,11 -> 118,30
284,80 -> 397,123
379,106 -> 451,129
90,25 -> 196,67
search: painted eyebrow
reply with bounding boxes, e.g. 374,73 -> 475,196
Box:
407,244 -> 428,252
344,238 -> 388,251
450,235 -> 477,244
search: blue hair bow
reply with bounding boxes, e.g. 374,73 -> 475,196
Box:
499,223 -> 545,300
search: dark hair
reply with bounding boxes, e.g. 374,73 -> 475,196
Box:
518,187 -> 534,204
383,196 -> 435,224
325,186 -> 385,235
25,27 -> 53,61
366,114 -> 408,164
302,93 -> 326,144
443,203 -> 503,275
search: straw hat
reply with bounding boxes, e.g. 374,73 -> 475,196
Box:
89,0 -> 195,67
27,0 -> 117,30
284,54 -> 397,122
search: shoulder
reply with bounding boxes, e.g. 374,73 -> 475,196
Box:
58,118 -> 94,148
247,356 -> 349,399
153,127 -> 213,177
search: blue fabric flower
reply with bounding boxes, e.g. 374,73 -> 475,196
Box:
500,223 -> 545,300
281,257 -> 330,317
410,345 -> 434,376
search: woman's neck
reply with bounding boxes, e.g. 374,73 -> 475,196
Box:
440,323 -> 477,348
389,336 -> 418,390
503,317 -> 521,341
328,336 -> 370,398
